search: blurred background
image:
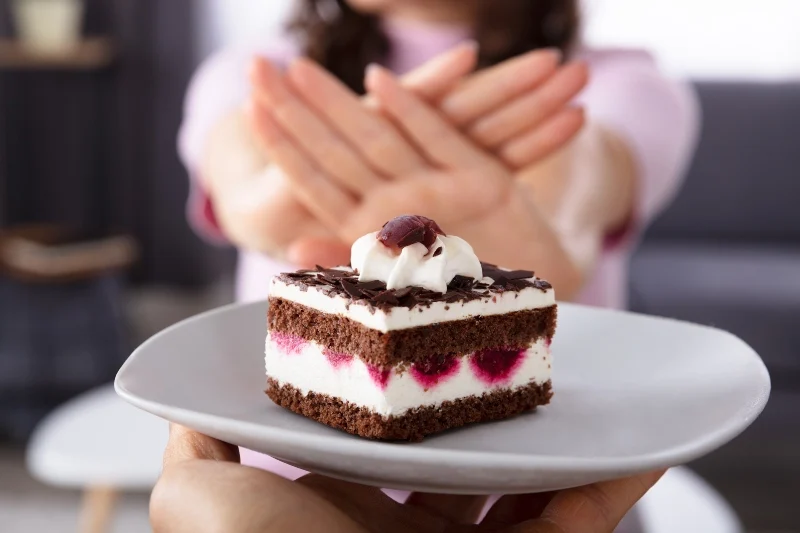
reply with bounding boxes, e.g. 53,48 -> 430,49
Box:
0,0 -> 797,531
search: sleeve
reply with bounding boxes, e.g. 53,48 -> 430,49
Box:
177,41 -> 297,243
576,49 -> 702,241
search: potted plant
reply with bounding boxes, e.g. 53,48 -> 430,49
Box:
11,0 -> 85,53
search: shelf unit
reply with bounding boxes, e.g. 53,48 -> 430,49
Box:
0,37 -> 114,70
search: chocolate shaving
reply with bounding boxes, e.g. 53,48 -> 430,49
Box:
277,263 -> 545,312
393,288 -> 412,298
507,279 -> 531,290
449,275 -> 476,291
359,280 -> 387,291
374,292 -> 400,306
503,270 -> 536,280
340,279 -> 363,299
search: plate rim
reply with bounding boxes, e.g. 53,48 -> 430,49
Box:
115,300 -> 771,476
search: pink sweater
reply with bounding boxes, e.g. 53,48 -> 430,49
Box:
178,18 -> 700,494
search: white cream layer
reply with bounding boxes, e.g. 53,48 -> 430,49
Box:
270,272 -> 555,332
265,335 -> 551,417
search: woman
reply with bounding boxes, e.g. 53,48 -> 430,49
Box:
162,0 -> 700,530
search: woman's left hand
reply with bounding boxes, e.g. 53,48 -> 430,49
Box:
250,61 -> 583,294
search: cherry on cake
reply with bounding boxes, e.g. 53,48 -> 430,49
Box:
265,215 -> 556,441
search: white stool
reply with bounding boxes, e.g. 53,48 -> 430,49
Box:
638,467 -> 743,533
26,385 -> 742,533
26,386 -> 167,533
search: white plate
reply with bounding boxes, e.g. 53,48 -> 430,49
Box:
115,301 -> 770,494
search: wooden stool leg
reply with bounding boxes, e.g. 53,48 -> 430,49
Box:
78,487 -> 119,533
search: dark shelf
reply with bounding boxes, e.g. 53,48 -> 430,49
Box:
0,37 -> 115,70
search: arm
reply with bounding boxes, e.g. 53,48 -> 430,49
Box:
188,45 -> 483,255
516,52 -> 700,294
352,55 -> 698,301
517,124 -> 637,281
178,46 -> 314,257
199,110 -> 278,254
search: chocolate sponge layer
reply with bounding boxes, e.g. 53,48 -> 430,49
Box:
267,377 -> 553,442
268,297 -> 556,368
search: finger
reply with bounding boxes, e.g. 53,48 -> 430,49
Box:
399,41 -> 479,101
162,424 -> 239,468
152,463 -> 362,533
298,475 -> 425,533
288,58 -> 427,178
287,237 -> 352,269
366,65 -> 497,171
406,493 -> 489,525
468,61 -> 589,148
500,106 -> 586,169
248,100 -> 356,229
480,492 -> 556,527
251,58 -> 382,194
440,48 -> 562,127
539,471 -> 666,533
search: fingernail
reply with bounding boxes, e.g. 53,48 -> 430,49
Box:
288,56 -> 308,72
244,99 -> 256,117
570,105 -> 587,119
461,39 -> 479,53
365,63 -> 385,87
248,57 -> 262,81
363,94 -> 379,110
543,47 -> 564,63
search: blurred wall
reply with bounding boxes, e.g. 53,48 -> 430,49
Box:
584,0 -> 800,80
194,0 -> 292,58
192,0 -> 800,80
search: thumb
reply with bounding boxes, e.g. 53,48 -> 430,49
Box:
288,238 -> 352,269
163,424 -> 240,468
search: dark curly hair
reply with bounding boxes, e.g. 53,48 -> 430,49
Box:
290,0 -> 581,94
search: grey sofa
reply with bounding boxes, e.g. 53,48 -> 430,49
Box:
629,82 -> 800,530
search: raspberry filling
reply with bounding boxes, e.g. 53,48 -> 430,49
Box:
323,349 -> 354,369
271,332 -> 306,355
367,364 -> 392,390
470,348 -> 526,385
274,338 -> 543,391
410,354 -> 461,390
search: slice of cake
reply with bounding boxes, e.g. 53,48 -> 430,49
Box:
265,215 -> 556,441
